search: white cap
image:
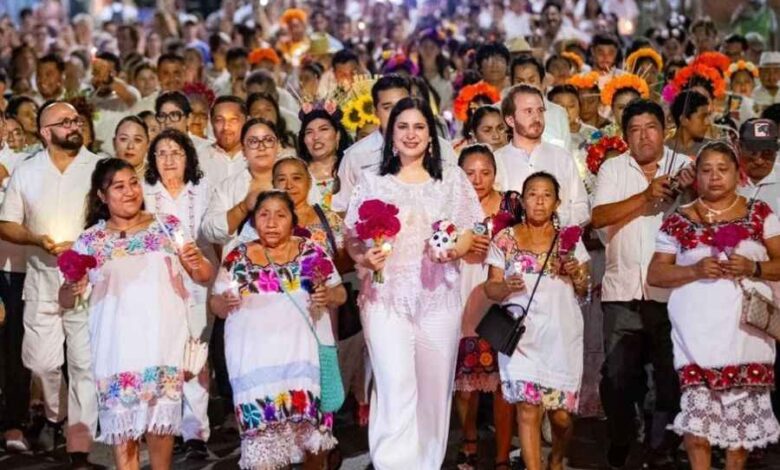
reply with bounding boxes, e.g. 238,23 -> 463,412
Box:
759,51 -> 780,67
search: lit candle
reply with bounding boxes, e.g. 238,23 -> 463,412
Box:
173,231 -> 185,251
381,242 -> 393,254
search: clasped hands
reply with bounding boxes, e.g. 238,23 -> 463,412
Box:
695,254 -> 756,280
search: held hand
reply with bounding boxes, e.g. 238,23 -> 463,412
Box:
561,257 -> 581,277
693,256 -> 724,280
430,247 -> 459,263
51,241 -> 73,256
721,254 -> 755,278
179,242 -> 203,270
211,291 -> 241,319
37,234 -> 57,254
468,234 -> 490,259
69,276 -> 88,297
362,246 -> 388,271
504,274 -> 526,294
675,165 -> 696,190
310,284 -> 328,311
643,175 -> 675,204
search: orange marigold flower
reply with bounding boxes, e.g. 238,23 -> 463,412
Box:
561,51 -> 584,72
600,73 -> 650,106
453,81 -> 501,122
725,60 -> 759,79
625,47 -> 663,74
670,63 -> 727,100
248,48 -> 281,66
567,71 -> 600,90
281,8 -> 307,25
692,52 -> 731,75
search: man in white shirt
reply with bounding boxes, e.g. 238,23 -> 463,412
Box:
591,99 -> 694,469
502,0 -> 531,40
753,52 -> 780,114
509,55 -> 572,152
738,118 -> 780,211
332,74 -> 457,213
0,101 -> 100,468
33,54 -> 66,105
198,96 -> 248,187
0,112 -> 31,451
494,84 -> 589,226
89,52 -> 141,156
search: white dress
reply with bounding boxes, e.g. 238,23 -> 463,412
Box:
485,227 -> 588,412
213,239 -> 340,469
73,215 -> 190,444
656,201 -> 780,449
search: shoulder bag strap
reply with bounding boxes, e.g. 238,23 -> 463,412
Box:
312,204 -> 338,255
264,246 -> 322,346
523,230 -> 559,313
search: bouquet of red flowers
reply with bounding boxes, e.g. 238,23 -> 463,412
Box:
57,249 -> 97,309
586,135 -> 629,175
355,199 -> 401,283
559,225 -> 584,258
712,223 -> 750,259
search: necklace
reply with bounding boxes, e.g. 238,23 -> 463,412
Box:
697,195 -> 740,223
106,213 -> 151,238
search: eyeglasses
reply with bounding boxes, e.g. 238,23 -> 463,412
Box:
245,136 -> 278,150
154,151 -> 186,161
45,117 -> 85,129
156,111 -> 185,123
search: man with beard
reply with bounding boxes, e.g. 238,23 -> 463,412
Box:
0,101 -> 100,469
34,54 -> 66,104
494,84 -> 589,226
591,99 -> 694,469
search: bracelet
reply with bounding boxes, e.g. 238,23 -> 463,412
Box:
753,261 -> 763,279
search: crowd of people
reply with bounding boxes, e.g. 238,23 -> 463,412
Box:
3,1 -> 780,470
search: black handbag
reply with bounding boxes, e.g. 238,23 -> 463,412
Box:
476,231 -> 558,356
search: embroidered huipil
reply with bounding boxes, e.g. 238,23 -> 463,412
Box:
72,215 -> 190,444
485,228 -> 588,411
344,166 -> 484,317
656,202 -> 779,391
212,239 -> 340,469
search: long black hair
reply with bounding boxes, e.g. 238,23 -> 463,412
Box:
144,128 -> 203,185
84,158 -> 137,228
246,92 -> 296,149
297,109 -> 353,194
380,97 -> 443,180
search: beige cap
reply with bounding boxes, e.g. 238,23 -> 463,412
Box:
506,36 -> 532,54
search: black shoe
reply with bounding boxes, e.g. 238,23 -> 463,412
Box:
184,439 -> 209,460
69,452 -> 93,469
608,444 -> 631,469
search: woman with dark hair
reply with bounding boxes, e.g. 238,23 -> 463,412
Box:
210,190 -> 346,469
460,105 -> 508,152
298,108 -> 353,211
649,142 -> 780,469
485,171 -> 589,470
344,97 -> 484,468
246,92 -> 297,158
114,116 -> 149,178
58,158 -> 212,470
142,128 -> 216,454
138,111 -> 161,142
417,29 -> 454,111
5,96 -> 40,154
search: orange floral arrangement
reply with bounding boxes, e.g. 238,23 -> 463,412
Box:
453,81 -> 501,122
693,52 -> 731,75
625,48 -> 663,74
666,63 -> 727,102
248,48 -> 281,65
567,71 -> 600,90
561,51 -> 584,72
600,73 -> 650,106
726,60 -> 759,79
281,8 -> 307,25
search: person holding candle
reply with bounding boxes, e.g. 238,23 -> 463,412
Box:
210,190 -> 346,469
142,128 -> 217,460
484,171 -> 589,470
648,141 -> 780,469
113,115 -> 150,179
344,97 -> 483,468
59,157 -> 213,469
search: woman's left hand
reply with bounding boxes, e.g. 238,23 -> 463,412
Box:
722,254 -> 755,278
560,256 -> 580,277
179,242 -> 203,271
430,248 -> 459,263
310,284 -> 328,311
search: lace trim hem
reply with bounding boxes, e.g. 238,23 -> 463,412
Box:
238,421 -> 337,469
454,374 -> 500,393
669,422 -> 780,451
97,402 -> 181,445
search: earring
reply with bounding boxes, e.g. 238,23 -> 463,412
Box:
427,141 -> 433,156
552,212 -> 561,230
392,146 -> 399,158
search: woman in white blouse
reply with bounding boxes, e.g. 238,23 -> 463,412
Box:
142,128 -> 216,454
649,142 -> 780,469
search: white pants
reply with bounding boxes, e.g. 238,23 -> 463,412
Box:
22,301 -> 97,453
362,304 -> 461,470
181,302 -> 214,442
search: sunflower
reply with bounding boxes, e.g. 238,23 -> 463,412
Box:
341,101 -> 363,132
356,94 -> 375,117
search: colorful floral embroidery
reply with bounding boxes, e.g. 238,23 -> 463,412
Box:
678,363 -> 775,390
316,179 -> 335,212
234,389 -> 333,435
222,240 -> 336,297
661,201 -> 772,252
494,228 -> 561,276
501,379 -> 578,412
74,215 -> 182,268
96,366 -> 183,411
455,337 -> 499,392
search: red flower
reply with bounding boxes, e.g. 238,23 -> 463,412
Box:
746,364 -> 768,384
355,199 -> 401,241
491,212 -> 515,235
712,224 -> 750,253
463,353 -> 478,368
57,249 -> 97,282
224,249 -> 240,265
585,135 -> 628,175
291,390 -> 308,413
559,225 -> 583,256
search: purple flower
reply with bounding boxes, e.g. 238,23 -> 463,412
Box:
264,403 -> 277,421
143,233 -> 161,251
257,269 -> 280,292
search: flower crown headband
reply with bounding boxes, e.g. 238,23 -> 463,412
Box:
453,81 -> 501,122
692,52 -> 730,75
663,63 -> 726,103
182,82 -> 216,107
600,73 -> 650,106
567,71 -> 600,90
625,48 -> 663,75
726,60 -> 759,79
561,51 -> 584,72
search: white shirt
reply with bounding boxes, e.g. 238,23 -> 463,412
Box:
0,145 -> 29,273
332,130 -> 458,212
197,143 -> 247,188
494,141 -> 590,226
543,99 -> 573,152
0,148 -> 102,301
201,169 -> 322,252
503,11 -> 531,39
593,148 -> 689,303
752,85 -> 780,110
738,163 -> 780,213
92,86 -> 143,155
